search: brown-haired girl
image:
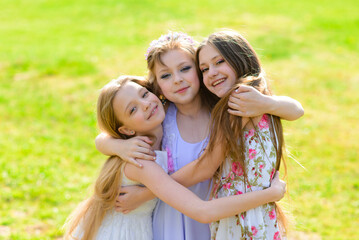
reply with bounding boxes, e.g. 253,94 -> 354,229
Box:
64,75 -> 286,240
95,32 -> 303,240
195,29 -> 302,239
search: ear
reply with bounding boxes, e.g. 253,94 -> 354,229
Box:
118,126 -> 135,136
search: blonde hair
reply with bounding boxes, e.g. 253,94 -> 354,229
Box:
146,31 -> 218,110
63,75 -> 150,240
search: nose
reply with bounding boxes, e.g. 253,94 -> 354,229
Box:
173,72 -> 183,84
208,65 -> 218,77
141,99 -> 151,111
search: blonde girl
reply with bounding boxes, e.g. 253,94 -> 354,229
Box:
95,32 -> 303,240
64,75 -> 286,240
194,30 -> 303,239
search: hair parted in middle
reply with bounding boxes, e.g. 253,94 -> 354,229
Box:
146,31 -> 219,110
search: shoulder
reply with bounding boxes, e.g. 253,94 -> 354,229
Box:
123,160 -> 167,183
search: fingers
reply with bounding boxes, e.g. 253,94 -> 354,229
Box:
228,98 -> 241,109
115,206 -> 131,214
128,158 -> 143,168
227,109 -> 244,117
134,141 -> 155,156
234,85 -> 252,94
132,151 -> 156,161
136,146 -> 156,157
136,136 -> 153,144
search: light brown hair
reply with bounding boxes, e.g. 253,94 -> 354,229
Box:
146,31 -> 219,110
197,30 -> 288,233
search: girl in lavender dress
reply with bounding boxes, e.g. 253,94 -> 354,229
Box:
64,76 -> 287,240
95,32 -> 303,240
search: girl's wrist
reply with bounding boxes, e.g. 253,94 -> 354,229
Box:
265,186 -> 278,202
264,95 -> 276,115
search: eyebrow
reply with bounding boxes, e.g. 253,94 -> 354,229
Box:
199,55 -> 220,66
157,61 -> 192,74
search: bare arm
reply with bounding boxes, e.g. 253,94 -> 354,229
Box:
115,144 -> 223,212
228,85 -> 304,121
170,140 -> 225,187
95,132 -> 156,167
125,160 -> 285,223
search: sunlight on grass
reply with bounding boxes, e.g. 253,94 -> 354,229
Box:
1,0 -> 358,239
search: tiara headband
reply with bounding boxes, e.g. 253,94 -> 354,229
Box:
145,32 -> 195,59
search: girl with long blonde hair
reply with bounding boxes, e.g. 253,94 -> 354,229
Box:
95,32 -> 303,240
64,75 -> 287,240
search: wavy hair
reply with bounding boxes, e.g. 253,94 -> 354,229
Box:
63,75 -> 150,240
197,30 -> 289,233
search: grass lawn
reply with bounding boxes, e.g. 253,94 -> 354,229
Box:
1,0 -> 358,239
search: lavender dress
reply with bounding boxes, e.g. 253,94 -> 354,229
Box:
153,103 -> 211,240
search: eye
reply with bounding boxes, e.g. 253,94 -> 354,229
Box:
216,59 -> 225,65
161,73 -> 171,79
201,67 -> 209,73
142,91 -> 149,98
180,66 -> 192,72
129,106 -> 136,115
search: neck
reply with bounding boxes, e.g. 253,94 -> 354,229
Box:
138,125 -> 163,151
175,94 -> 206,118
152,125 -> 163,150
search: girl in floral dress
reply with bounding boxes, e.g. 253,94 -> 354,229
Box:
64,76 -> 287,240
195,30 -> 302,239
95,32 -> 303,240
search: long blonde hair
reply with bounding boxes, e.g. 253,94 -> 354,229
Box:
146,31 -> 219,110
63,75 -> 151,240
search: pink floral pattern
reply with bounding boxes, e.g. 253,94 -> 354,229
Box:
210,115 -> 282,240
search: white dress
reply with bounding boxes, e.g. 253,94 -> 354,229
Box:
74,151 -> 168,240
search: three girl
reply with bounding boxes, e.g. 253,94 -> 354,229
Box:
96,31 -> 303,239
63,76 -> 286,240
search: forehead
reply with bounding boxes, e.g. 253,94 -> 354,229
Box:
156,49 -> 194,69
199,44 -> 220,63
113,81 -> 142,115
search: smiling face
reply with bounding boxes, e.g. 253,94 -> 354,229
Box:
113,81 -> 165,135
198,44 -> 237,98
154,49 -> 200,105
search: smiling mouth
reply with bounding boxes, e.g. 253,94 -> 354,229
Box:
212,78 -> 226,87
148,105 -> 158,119
175,87 -> 189,93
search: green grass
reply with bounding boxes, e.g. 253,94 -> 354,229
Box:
1,0 -> 358,239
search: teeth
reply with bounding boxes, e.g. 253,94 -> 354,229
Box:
213,78 -> 225,86
151,106 -> 157,115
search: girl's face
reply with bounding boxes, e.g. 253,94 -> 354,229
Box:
154,49 -> 200,105
198,44 -> 237,98
113,81 -> 165,135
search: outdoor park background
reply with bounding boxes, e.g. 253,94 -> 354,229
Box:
1,0 -> 358,239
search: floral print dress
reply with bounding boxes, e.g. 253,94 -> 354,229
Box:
210,114 -> 282,240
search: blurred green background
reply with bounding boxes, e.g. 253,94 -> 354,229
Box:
1,0 -> 358,239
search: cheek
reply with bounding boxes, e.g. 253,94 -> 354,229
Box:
191,72 -> 200,88
202,74 -> 210,88
157,81 -> 170,95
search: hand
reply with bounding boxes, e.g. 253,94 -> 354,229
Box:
115,186 -> 147,214
117,136 -> 156,168
227,85 -> 269,117
269,171 -> 286,202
